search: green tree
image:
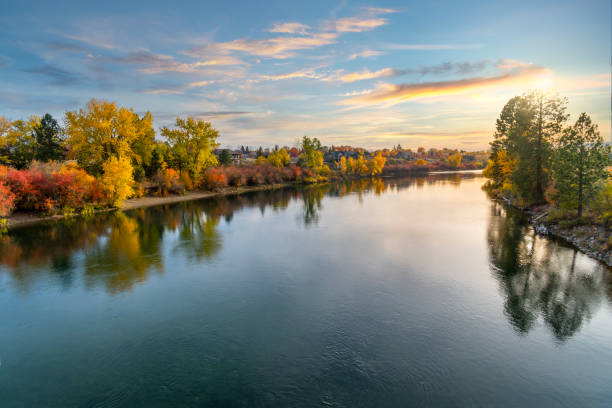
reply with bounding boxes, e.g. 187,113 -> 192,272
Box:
552,113 -> 610,216
160,117 -> 219,177
34,113 -> 64,162
218,149 -> 232,166
2,116 -> 40,169
490,91 -> 568,204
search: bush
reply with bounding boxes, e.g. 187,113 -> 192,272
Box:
0,181 -> 15,217
202,168 -> 228,191
151,168 -> 184,196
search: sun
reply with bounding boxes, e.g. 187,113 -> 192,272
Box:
531,72 -> 556,90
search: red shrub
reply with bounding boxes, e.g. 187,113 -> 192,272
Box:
202,168 -> 228,191
0,181 -> 15,217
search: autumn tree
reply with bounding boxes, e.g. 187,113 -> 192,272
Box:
300,136 -> 323,169
552,113 -> 610,216
101,156 -> 134,207
161,117 -> 219,178
368,152 -> 386,175
447,152 -> 462,168
267,148 -> 290,168
34,114 -> 65,162
65,99 -> 154,176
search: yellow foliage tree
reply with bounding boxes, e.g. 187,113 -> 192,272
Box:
447,152 -> 462,168
65,99 -> 154,176
367,152 -> 386,175
101,156 -> 134,207
337,156 -> 347,173
267,148 -> 290,168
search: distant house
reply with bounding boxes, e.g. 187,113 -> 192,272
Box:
230,150 -> 243,164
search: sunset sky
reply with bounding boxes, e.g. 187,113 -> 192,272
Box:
1,0 -> 610,149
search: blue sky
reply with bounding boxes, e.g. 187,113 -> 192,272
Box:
0,0 -> 610,149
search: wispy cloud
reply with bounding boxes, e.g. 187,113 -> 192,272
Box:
267,22 -> 311,35
142,79 -> 215,94
340,65 -> 549,106
349,49 -> 384,59
184,32 -> 338,59
336,68 -> 394,82
260,68 -> 322,81
322,7 -> 396,33
386,43 -> 484,51
25,64 -> 83,86
104,50 -> 244,74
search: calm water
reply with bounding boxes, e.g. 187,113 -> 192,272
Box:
1,173 -> 611,407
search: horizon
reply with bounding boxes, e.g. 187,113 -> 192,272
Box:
0,0 -> 610,149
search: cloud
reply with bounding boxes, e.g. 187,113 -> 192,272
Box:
142,79 -> 215,94
260,69 -> 322,81
329,60 -> 492,83
25,64 -> 83,86
385,43 -> 484,51
340,65 -> 549,106
322,7 -> 396,33
349,49 -> 384,59
337,68 -> 395,82
104,50 -> 244,74
396,60 -> 492,76
185,32 -> 338,59
47,42 -> 90,53
268,22 -> 311,35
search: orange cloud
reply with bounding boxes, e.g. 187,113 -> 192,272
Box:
322,7 -> 396,33
260,69 -> 322,81
338,68 -> 394,82
340,66 -> 549,106
268,22 -> 311,35
186,32 -> 337,59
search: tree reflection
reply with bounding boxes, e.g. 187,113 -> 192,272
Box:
487,202 -> 610,341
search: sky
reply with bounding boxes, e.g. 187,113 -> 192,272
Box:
0,0 -> 610,149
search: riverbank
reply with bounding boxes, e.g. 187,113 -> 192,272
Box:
5,183 -> 293,229
499,197 -> 612,267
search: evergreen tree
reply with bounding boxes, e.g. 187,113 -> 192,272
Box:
34,113 -> 64,162
219,149 -> 232,166
552,113 -> 610,216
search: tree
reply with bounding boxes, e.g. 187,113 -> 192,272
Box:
34,113 -> 64,162
2,116 -> 40,169
160,117 -> 219,177
552,113 -> 610,216
267,148 -> 290,168
447,152 -> 462,168
65,99 -> 154,176
218,149 -> 232,166
368,152 -> 386,175
300,136 -> 323,169
491,91 -> 568,204
101,156 -> 134,207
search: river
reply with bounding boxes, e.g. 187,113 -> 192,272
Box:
1,173 -> 611,407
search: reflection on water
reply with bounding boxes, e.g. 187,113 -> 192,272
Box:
1,172 -> 608,340
487,203 -> 610,341
1,172 -> 612,407
0,175 -> 478,295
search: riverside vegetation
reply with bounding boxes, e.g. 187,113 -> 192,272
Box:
0,98 -> 483,225
483,91 -> 611,264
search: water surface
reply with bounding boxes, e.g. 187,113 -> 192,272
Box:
1,174 -> 611,407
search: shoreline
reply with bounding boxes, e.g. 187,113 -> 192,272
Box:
5,183 -> 294,230
499,197 -> 612,268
